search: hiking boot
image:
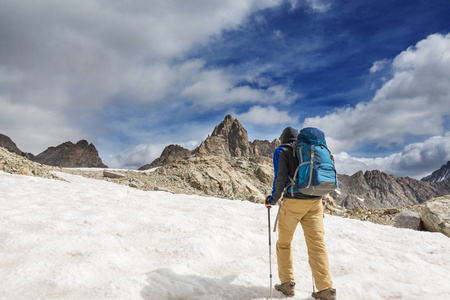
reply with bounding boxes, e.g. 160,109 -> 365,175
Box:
275,282 -> 295,297
312,288 -> 336,300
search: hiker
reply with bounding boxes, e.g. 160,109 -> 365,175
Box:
265,126 -> 336,300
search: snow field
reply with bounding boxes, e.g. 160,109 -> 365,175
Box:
0,171 -> 449,299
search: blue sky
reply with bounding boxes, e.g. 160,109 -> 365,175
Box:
1,0 -> 450,178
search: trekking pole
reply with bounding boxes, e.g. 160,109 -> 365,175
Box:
267,206 -> 273,300
273,199 -> 283,233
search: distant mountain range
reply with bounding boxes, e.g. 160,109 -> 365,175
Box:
136,115 -> 450,209
332,170 -> 450,210
2,115 -> 450,211
0,134 -> 107,168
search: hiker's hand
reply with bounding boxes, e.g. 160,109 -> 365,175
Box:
265,195 -> 272,208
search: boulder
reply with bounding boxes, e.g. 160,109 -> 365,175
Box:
129,178 -> 144,188
394,210 -> 421,230
103,170 -> 126,179
154,187 -> 169,192
421,196 -> 450,237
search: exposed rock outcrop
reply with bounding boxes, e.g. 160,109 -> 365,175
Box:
250,139 -> 280,158
151,155 -> 273,201
32,140 -> 107,168
421,161 -> 450,182
0,146 -> 58,180
103,169 -> 126,178
421,195 -> 450,237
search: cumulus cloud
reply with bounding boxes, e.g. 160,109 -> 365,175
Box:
0,98 -> 89,154
304,33 -> 450,152
335,133 -> 450,179
0,0 -> 292,152
234,105 -> 298,125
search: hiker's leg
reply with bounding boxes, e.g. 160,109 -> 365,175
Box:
300,200 -> 333,291
276,199 -> 301,283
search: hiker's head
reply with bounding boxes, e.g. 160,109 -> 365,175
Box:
280,127 -> 298,143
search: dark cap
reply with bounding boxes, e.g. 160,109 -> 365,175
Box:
280,127 -> 298,143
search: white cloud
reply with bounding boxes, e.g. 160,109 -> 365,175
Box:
288,0 -> 331,12
274,30 -> 285,41
304,33 -> 450,152
235,105 -> 298,125
105,143 -> 167,170
370,58 -> 389,73
305,0 -> 332,12
0,98 -> 89,154
0,0 -> 294,153
105,140 -> 200,170
334,133 -> 450,179
177,61 -> 299,109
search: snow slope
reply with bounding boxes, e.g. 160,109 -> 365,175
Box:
1,171 -> 449,300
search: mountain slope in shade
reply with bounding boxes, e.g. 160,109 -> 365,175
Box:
32,140 -> 108,168
421,161 -> 450,182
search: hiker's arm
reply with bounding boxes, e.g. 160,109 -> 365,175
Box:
272,149 -> 289,204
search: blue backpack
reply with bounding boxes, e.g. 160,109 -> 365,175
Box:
287,127 -> 338,197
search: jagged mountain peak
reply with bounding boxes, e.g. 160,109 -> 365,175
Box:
193,115 -> 251,158
33,140 -> 107,168
211,114 -> 245,136
421,161 -> 450,182
139,115 -> 279,169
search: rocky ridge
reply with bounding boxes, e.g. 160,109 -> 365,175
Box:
139,115 -> 279,170
32,140 -> 107,168
332,170 -> 450,210
421,161 -> 450,182
0,134 -> 23,155
0,134 -> 107,168
67,155 -> 274,201
135,115 -> 450,213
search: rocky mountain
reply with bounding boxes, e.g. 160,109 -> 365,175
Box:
139,115 -> 279,170
32,140 -> 107,168
136,115 -> 450,211
0,133 -> 107,168
193,115 -> 252,157
332,170 -> 450,210
138,144 -> 191,170
0,134 -> 23,155
421,161 -> 450,182
250,139 -> 279,157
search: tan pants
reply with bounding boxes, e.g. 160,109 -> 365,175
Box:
276,198 -> 333,291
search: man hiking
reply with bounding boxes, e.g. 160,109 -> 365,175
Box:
265,126 -> 336,300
